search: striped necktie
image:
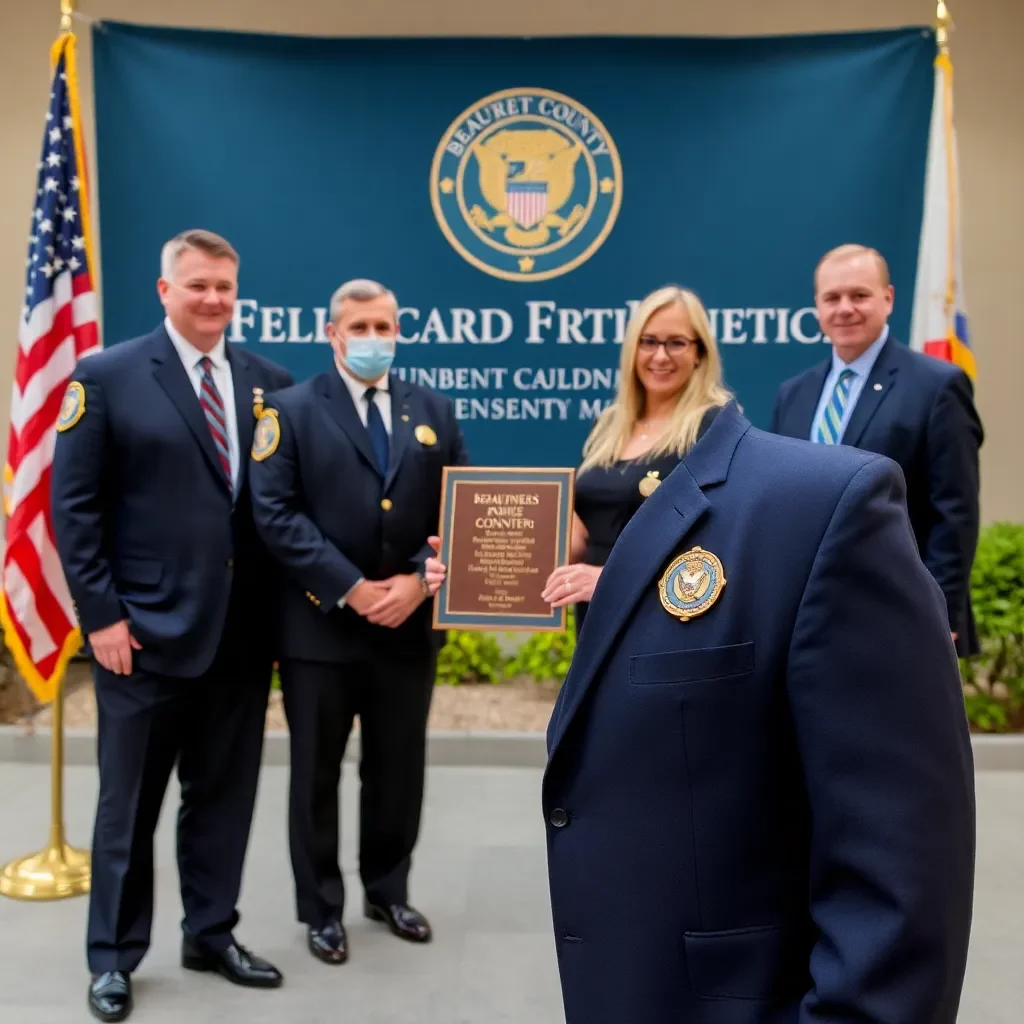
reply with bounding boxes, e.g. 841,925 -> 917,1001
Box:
198,356 -> 232,487
815,368 -> 856,445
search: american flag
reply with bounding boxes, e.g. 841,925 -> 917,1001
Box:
1,35 -> 99,703
909,46 -> 976,380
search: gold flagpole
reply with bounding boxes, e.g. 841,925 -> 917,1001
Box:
0,675 -> 90,899
936,0 -> 952,54
934,1 -> 960,352
0,0 -> 91,901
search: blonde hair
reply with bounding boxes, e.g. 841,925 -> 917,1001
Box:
579,286 -> 733,472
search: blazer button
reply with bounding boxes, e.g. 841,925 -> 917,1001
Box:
549,807 -> 569,828
381,498 -> 393,511
225,558 -> 234,569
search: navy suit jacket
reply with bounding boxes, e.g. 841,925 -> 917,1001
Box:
51,326 -> 293,677
543,404 -> 975,1024
249,368 -> 468,663
771,338 -> 983,656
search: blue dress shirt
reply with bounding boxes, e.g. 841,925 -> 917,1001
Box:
810,325 -> 890,443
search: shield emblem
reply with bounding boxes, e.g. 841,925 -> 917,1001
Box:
505,180 -> 548,229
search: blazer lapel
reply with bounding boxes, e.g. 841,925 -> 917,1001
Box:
384,374 -> 414,492
841,339 -> 899,448
792,360 -> 831,439
316,370 -> 383,476
546,404 -> 751,761
228,345 -> 258,496
151,328 -> 229,489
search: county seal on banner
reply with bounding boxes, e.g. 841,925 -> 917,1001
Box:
430,87 -> 623,282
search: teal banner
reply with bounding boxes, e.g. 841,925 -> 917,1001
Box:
92,23 -> 935,467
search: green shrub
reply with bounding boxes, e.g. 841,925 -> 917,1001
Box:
961,522 -> 1024,732
435,629 -> 505,685
504,607 -> 577,684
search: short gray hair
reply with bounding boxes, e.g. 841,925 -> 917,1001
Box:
160,229 -> 239,282
328,278 -> 398,322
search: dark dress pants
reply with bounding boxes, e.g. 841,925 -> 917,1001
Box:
281,649 -> 435,929
85,633 -> 271,973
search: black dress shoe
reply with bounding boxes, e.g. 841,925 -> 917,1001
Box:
364,899 -> 432,943
308,919 -> 348,964
181,938 -> 283,988
88,971 -> 132,1023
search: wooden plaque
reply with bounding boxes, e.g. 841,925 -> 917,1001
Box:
432,467 -> 576,632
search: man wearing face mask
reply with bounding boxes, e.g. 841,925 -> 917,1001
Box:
249,278 -> 468,965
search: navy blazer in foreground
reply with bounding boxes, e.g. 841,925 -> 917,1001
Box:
771,337 -> 983,656
543,404 -> 975,1024
249,368 -> 468,663
51,327 -> 293,676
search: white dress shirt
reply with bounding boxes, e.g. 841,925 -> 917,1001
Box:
164,316 -> 240,488
337,361 -> 392,434
810,324 -> 890,444
335,363 -> 393,607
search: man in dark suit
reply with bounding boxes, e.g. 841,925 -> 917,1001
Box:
771,243 -> 984,656
535,402 -> 975,1023
249,278 -> 468,966
52,229 -> 293,1022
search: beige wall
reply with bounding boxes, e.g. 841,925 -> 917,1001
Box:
2,0 -> 1021,520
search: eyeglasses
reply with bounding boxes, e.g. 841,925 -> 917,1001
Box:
638,336 -> 699,355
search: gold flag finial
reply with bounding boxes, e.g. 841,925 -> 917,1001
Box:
936,1 -> 953,55
60,0 -> 74,33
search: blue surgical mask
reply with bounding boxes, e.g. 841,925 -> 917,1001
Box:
342,333 -> 395,381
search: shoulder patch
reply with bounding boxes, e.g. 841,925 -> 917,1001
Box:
57,381 -> 86,432
251,409 -> 280,461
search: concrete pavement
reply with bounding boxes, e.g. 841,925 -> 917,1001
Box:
0,764 -> 1020,1022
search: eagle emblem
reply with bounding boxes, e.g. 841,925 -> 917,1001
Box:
658,547 -> 726,622
431,87 -> 622,282
468,129 -> 586,247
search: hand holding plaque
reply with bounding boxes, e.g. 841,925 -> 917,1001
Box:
431,467 -> 576,631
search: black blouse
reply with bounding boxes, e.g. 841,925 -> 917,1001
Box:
575,452 -> 685,569
570,404 -> 725,631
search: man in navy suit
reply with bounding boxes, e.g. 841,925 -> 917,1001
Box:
536,402 -> 975,1023
249,278 -> 467,966
52,230 -> 293,1022
771,244 -> 984,656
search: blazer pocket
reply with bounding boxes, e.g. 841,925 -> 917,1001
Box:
629,642 -> 754,687
115,557 -> 163,586
684,923 -> 781,1001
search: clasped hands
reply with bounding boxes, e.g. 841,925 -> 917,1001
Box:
422,537 -> 602,607
348,573 -> 426,628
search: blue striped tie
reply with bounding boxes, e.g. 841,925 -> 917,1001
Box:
815,368 -> 855,445
198,356 -> 232,487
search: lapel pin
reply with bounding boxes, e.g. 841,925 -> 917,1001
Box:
252,386 -> 265,417
401,414 -> 410,422
638,470 -> 661,497
873,383 -> 883,391
658,546 -> 726,621
415,424 -> 438,446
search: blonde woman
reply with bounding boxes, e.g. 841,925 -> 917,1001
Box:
539,285 -> 733,629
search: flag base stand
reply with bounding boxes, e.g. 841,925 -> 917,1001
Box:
0,836 -> 90,900
0,677 -> 91,901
